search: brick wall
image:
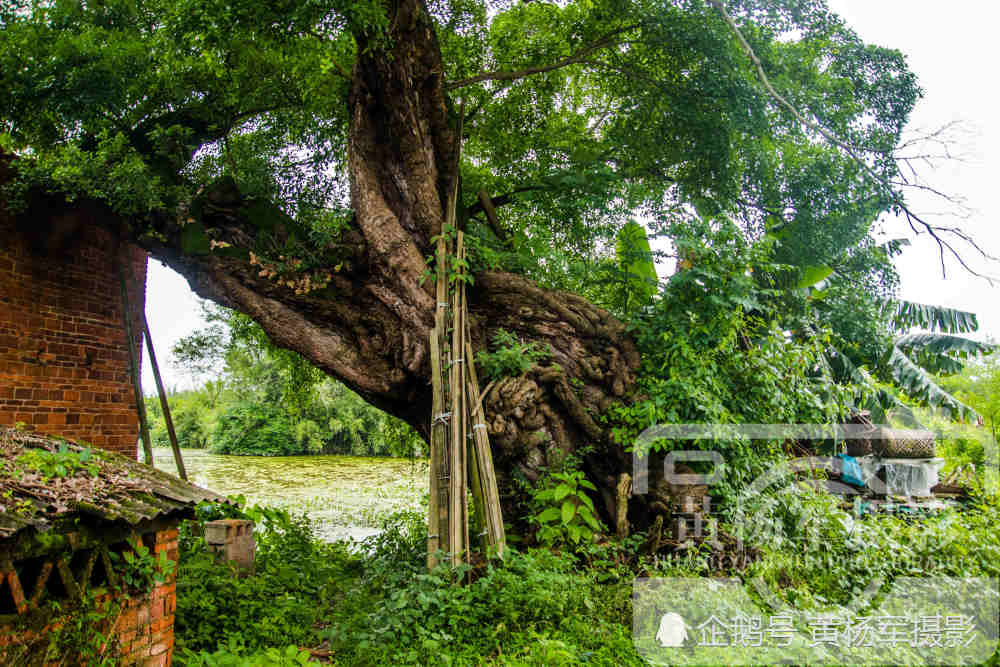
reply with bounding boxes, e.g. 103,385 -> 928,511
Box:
0,523 -> 181,666
119,527 -> 180,666
0,168 -> 148,458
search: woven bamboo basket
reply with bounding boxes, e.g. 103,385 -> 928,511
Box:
871,428 -> 936,458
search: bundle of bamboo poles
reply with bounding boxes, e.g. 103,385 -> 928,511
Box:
427,230 -> 506,570
427,130 -> 505,570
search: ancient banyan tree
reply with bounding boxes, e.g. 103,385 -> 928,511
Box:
0,0 -> 941,540
0,0 -> 650,535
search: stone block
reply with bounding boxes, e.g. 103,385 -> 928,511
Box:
205,519 -> 256,575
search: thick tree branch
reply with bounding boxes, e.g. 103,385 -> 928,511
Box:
447,25 -> 640,90
475,189 -> 506,241
466,185 -> 545,219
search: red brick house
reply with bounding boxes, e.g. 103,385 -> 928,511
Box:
0,155 -> 148,458
0,427 -> 227,665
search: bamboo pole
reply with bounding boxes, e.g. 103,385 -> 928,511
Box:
117,262 -> 154,466
465,339 -> 506,558
429,226 -> 452,564
458,236 -> 471,568
430,100 -> 472,571
427,328 -> 445,569
448,232 -> 467,567
142,313 -> 187,480
466,430 -> 486,552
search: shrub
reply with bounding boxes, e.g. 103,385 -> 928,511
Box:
475,329 -> 551,382
529,470 -> 605,548
174,502 -> 354,654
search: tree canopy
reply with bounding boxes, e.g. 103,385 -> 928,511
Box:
2,0 -> 920,266
1,0 -> 992,522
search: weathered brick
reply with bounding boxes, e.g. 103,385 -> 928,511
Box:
149,597 -> 165,622
157,528 -> 180,541
0,206 -> 147,459
141,652 -> 170,667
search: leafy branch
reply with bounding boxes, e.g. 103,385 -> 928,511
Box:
709,0 -> 997,282
447,24 -> 642,90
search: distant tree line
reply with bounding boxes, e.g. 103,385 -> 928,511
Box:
145,303 -> 421,457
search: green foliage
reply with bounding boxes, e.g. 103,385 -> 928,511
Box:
13,442 -> 99,481
35,590 -> 123,666
738,484 -> 1000,613
166,489 -> 1000,667
168,503 -> 639,666
175,502 -> 351,655
2,0 -> 927,302
177,643 -> 319,667
939,352 -> 1000,440
293,419 -> 325,455
326,540 -> 637,666
210,404 -> 298,456
885,345 -> 977,421
2,0 -> 973,454
795,265 -> 834,289
896,333 -> 993,374
597,212 -> 989,435
820,293 -> 990,420
614,220 -> 658,315
147,391 -> 214,449
610,217 -> 862,504
110,542 -> 176,592
529,470 -> 604,548
475,329 -> 551,382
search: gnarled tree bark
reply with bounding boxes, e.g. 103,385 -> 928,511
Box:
3,0 -> 661,531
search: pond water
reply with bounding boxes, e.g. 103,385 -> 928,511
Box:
152,448 -> 428,542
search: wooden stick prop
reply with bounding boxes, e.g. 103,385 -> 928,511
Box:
117,260 -> 153,466
142,313 -> 187,480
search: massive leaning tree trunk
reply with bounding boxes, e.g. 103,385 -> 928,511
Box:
6,0 -> 649,529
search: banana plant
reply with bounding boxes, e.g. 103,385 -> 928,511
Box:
770,243 -> 991,422
615,220 -> 658,315
808,290 -> 992,422
878,301 -> 995,421
844,300 -> 995,421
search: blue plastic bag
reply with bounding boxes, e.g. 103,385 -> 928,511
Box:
837,453 -> 865,488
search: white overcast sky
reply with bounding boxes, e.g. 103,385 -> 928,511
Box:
140,0 -> 1000,391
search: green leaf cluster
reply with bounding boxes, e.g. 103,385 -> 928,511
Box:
475,329 -> 552,382
530,470 -> 604,548
12,442 -> 99,481
110,541 -> 176,591
178,643 -> 318,667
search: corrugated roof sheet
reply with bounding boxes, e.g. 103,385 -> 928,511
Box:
0,426 -> 228,539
